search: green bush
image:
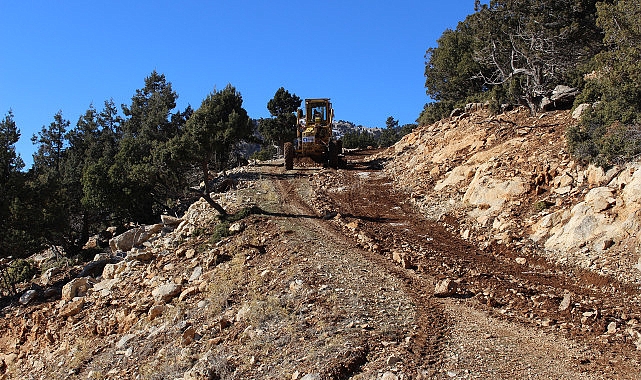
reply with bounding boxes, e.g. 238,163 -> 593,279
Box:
0,259 -> 37,296
250,145 -> 277,161
567,114 -> 641,167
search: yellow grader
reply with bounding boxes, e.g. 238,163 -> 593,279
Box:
284,98 -> 342,170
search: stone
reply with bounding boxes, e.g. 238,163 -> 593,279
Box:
19,290 -> 38,305
148,305 -> 165,321
62,277 -> 93,301
572,103 -> 592,119
189,266 -> 203,283
59,298 -> 85,318
515,257 -> 527,265
381,372 -> 399,380
109,224 -> 163,253
559,292 -> 572,312
434,278 -> 456,297
152,283 -> 182,303
161,214 -> 183,226
300,374 -> 321,380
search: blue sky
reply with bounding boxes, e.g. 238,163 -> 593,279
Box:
1,1 -> 474,167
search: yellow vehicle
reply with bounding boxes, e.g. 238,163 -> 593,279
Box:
284,98 -> 342,170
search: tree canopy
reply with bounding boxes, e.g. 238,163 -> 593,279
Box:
0,72 -> 259,260
173,84 -> 253,215
258,87 -> 301,152
420,0 -> 602,122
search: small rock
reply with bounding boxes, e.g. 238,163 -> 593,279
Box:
300,374 -> 321,380
59,298 -> 85,318
381,372 -> 399,380
387,355 -> 402,366
152,283 -> 182,303
607,322 -> 617,334
19,290 -> 38,305
62,277 -> 93,301
185,249 -> 196,259
515,257 -> 527,265
148,305 -> 165,320
434,278 -> 456,297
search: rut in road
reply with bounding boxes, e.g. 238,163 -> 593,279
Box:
273,175 -> 448,377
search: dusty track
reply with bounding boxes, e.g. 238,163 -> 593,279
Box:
269,150 -> 641,378
273,173 -> 448,377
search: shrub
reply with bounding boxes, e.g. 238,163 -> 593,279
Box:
250,145 -> 277,161
0,259 -> 37,296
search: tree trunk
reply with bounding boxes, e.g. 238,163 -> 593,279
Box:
196,160 -> 227,216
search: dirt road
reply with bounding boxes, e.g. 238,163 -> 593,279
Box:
260,150 -> 641,378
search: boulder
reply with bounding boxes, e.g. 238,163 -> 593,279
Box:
152,283 -> 182,303
572,103 -> 592,119
109,224 -> 163,253
62,277 -> 93,301
59,298 -> 85,318
19,290 -> 38,305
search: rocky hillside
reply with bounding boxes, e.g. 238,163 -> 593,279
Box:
381,106 -> 641,284
3,107 -> 641,379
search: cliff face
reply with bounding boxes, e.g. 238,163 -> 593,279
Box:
382,107 -> 641,284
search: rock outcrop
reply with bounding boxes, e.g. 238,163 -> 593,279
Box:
382,107 -> 641,283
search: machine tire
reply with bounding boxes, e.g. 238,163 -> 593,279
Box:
284,142 -> 294,170
328,140 -> 339,169
336,139 -> 345,168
